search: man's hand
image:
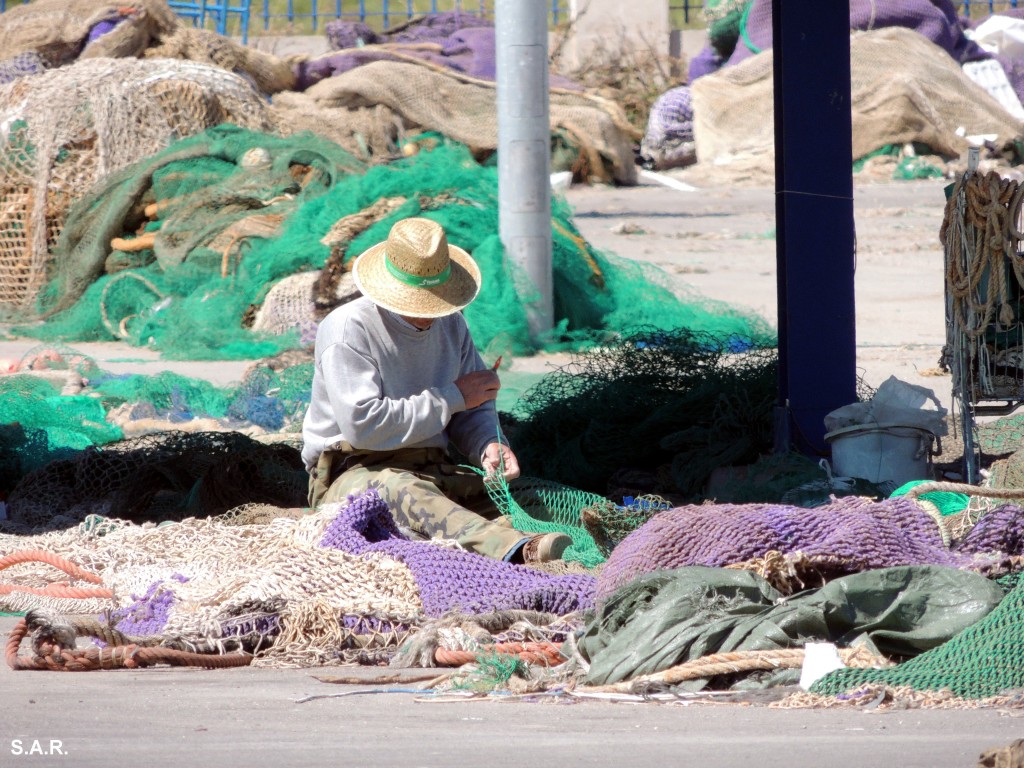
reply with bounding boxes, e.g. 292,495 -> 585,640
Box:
455,369 -> 500,409
482,442 -> 520,480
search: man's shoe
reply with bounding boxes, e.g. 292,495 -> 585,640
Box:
521,532 -> 572,564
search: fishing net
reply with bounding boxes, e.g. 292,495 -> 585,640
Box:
691,26 -> 1023,182
704,0 -> 749,59
593,495 -> 1024,602
18,136 -> 771,362
640,85 -> 696,171
15,124 -> 362,353
0,0 -> 295,93
812,572 -> 1024,698
4,430 -> 308,531
310,12 -> 499,89
890,480 -> 970,516
271,58 -> 637,182
319,489 -> 595,617
0,57 -> 274,321
0,489 -> 595,667
481,476 -> 610,568
506,327 -> 778,500
725,0 -> 987,69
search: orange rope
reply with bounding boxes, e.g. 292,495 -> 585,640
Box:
6,618 -> 253,671
433,641 -> 565,668
0,584 -> 113,599
0,550 -> 103,584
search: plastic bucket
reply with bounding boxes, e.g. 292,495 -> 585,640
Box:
823,423 -> 935,486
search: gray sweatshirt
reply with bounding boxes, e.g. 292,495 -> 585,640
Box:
300,296 -> 505,471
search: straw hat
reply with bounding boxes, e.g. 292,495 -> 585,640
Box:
352,217 -> 481,318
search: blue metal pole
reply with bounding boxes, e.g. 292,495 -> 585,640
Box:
263,0 -> 270,30
772,0 -> 857,456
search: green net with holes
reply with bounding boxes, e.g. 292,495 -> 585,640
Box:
811,579 -> 1024,699
16,126 -> 772,361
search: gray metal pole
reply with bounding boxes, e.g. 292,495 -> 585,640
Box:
495,0 -> 554,338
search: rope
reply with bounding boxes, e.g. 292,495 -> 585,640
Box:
904,482 -> 1024,501
942,171 -> 1024,342
433,641 -> 565,668
579,647 -> 885,694
5,617 -> 253,672
0,549 -> 104,584
0,584 -> 113,599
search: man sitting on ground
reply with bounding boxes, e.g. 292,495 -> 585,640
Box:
301,216 -> 571,564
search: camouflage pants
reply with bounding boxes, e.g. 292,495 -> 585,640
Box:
308,445 -> 529,561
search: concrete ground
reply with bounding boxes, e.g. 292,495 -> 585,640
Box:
3,618 -> 1023,768
2,175 -> 1003,767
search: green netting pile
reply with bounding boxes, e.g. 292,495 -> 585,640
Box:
705,0 -> 751,58
17,125 -> 772,361
0,373 -> 123,490
20,124 -> 364,359
506,326 -> 778,500
889,479 -> 970,517
812,576 -> 1024,699
978,413 -> 1024,456
0,346 -> 316,502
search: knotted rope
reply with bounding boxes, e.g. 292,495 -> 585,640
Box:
6,610 -> 252,672
941,170 -> 1024,340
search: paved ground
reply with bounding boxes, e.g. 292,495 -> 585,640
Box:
3,174 -> 1005,767
3,618 -> 1023,768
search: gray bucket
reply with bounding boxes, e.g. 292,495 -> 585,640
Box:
823,422 -> 935,486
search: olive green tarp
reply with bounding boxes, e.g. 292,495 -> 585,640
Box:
578,565 -> 1004,688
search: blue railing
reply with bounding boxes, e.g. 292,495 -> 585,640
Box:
961,0 -> 1020,12
0,0 -> 566,32
257,1 -> 567,33
169,1 -> 252,42
1,1 -> 1019,36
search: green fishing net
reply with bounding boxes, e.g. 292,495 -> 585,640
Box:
483,474 -> 609,568
506,327 -> 779,499
889,480 -> 969,517
18,126 -> 772,361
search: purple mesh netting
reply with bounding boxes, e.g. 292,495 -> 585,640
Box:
728,0 -> 988,68
341,614 -> 412,635
110,575 -> 187,636
221,613 -> 281,640
298,15 -> 581,92
644,86 -> 694,147
595,496 -> 1024,601
388,11 -> 492,43
319,489 -> 595,617
325,20 -> 379,50
0,51 -> 46,85
957,504 -> 1024,554
688,45 -> 725,82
